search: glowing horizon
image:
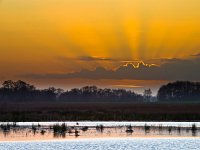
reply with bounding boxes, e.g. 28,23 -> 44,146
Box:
0,0 -> 200,90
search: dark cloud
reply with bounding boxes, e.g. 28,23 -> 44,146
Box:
191,53 -> 200,57
57,56 -> 113,62
57,56 -> 138,62
22,59 -> 200,81
156,58 -> 183,62
79,56 -> 113,61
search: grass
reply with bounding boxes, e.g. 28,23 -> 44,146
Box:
0,102 -> 200,121
0,122 -> 199,138
81,126 -> 89,132
1,112 -> 200,122
177,126 -> 181,133
52,123 -> 68,137
96,125 -> 104,133
126,125 -> 134,133
0,124 -> 11,132
40,130 -> 46,135
192,124 -> 197,136
144,124 -> 150,133
168,126 -> 172,133
53,123 -> 67,134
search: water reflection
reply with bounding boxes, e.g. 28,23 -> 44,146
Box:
0,122 -> 199,141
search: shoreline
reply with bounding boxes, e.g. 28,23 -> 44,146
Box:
1,121 -> 200,129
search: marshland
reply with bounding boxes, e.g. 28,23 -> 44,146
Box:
0,122 -> 200,141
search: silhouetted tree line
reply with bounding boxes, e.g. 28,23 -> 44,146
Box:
0,80 -> 200,103
157,81 -> 200,101
0,80 -> 63,102
59,86 -> 142,102
0,80 -> 143,102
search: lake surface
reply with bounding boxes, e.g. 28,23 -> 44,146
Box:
0,121 -> 200,141
1,122 -> 200,149
0,138 -> 200,150
1,121 -> 200,127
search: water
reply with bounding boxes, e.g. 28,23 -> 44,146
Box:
0,121 -> 200,141
1,121 -> 200,127
0,138 -> 200,150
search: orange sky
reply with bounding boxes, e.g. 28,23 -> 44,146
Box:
0,0 -> 200,92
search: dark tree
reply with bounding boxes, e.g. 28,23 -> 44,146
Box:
157,81 -> 200,102
143,89 -> 152,102
59,86 -> 143,102
0,80 -> 62,102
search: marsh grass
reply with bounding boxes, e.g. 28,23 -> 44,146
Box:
1,102 -> 200,122
75,128 -> 80,137
96,124 -> 104,133
177,125 -> 181,134
53,124 -> 67,133
168,126 -> 172,134
0,122 -> 199,138
81,126 -> 88,132
126,125 -> 134,134
31,124 -> 37,135
192,124 -> 197,136
40,130 -> 46,135
144,124 -> 150,134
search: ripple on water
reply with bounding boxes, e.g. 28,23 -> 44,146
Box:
0,138 -> 200,150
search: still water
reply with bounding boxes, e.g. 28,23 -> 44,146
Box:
0,122 -> 200,141
1,121 -> 199,127
0,138 -> 200,150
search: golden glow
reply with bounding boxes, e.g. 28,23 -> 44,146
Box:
119,61 -> 159,69
0,0 -> 200,80
113,85 -> 144,88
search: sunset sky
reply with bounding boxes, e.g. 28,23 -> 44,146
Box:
0,0 -> 200,94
